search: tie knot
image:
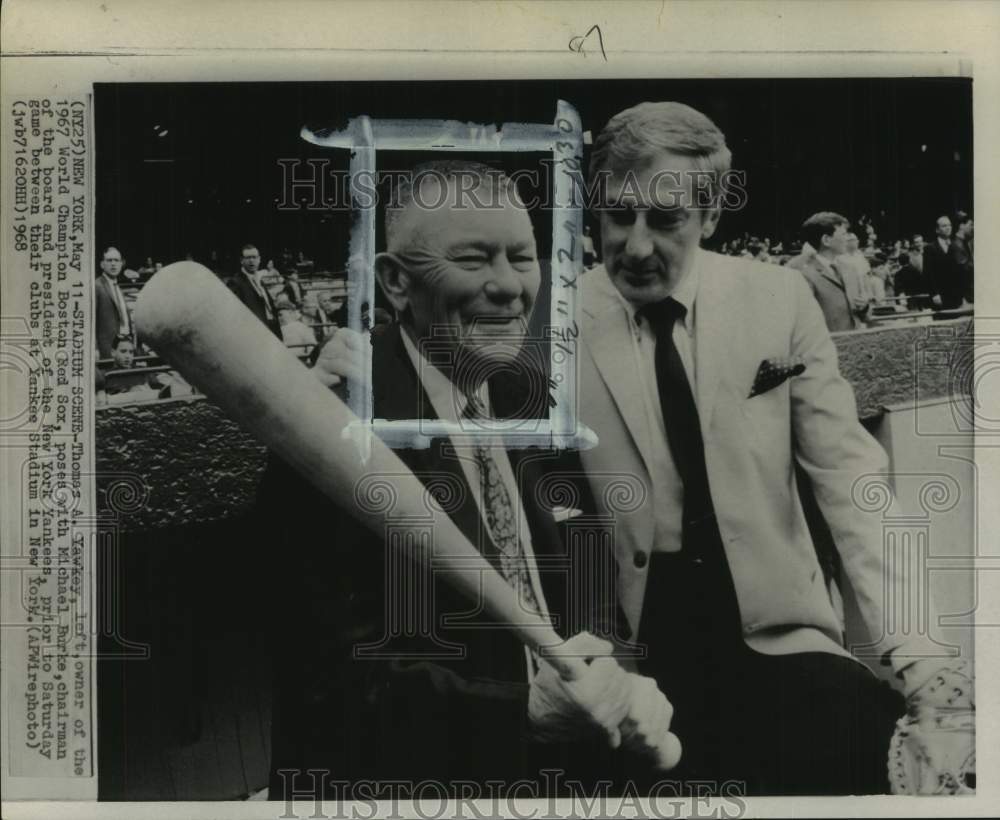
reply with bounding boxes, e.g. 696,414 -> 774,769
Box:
637,296 -> 686,327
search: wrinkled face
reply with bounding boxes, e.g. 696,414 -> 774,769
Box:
112,340 -> 134,369
101,248 -> 123,279
380,177 -> 541,368
241,247 -> 260,273
935,217 -> 952,239
598,151 -> 720,307
824,223 -> 850,257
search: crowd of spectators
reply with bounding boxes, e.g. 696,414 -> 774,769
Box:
94,242 -> 346,404
715,210 -> 974,333
96,211 -> 974,401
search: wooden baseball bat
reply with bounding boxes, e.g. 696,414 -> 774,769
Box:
134,262 -> 680,769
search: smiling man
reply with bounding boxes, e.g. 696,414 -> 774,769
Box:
265,160 -> 676,801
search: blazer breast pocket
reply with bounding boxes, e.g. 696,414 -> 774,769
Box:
740,383 -> 790,445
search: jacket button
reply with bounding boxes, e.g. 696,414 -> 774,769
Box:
633,551 -> 648,569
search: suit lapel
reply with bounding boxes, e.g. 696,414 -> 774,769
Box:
813,257 -> 846,292
373,325 -> 500,569
582,269 -> 656,476
694,252 -> 741,431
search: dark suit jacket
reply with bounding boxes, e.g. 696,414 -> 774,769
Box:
948,235 -> 974,305
284,279 -> 304,306
924,239 -> 963,309
265,324 -> 628,798
893,263 -> 932,310
227,271 -> 282,337
95,275 -> 132,358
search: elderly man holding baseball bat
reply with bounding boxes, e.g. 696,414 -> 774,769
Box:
254,160 -> 678,800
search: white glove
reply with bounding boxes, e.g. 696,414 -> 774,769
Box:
619,672 -> 682,770
528,632 -> 631,746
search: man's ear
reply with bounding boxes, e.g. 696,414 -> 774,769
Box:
700,205 -> 722,240
374,252 -> 411,314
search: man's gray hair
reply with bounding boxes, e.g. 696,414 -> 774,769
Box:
589,101 -> 733,205
385,159 -> 516,245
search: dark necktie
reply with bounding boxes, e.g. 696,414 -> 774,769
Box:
636,297 -> 715,549
635,297 -> 744,767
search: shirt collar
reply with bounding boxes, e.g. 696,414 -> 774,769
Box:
399,325 -> 490,422
809,246 -> 838,275
615,246 -> 701,335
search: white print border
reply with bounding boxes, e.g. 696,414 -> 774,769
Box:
300,101 -> 593,454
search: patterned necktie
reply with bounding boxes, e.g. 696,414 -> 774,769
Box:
247,272 -> 274,320
110,279 -> 131,335
463,392 -> 542,618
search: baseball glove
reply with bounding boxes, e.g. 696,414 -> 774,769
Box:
888,659 -> 975,794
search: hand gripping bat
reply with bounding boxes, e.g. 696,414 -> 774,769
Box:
134,261 -> 680,770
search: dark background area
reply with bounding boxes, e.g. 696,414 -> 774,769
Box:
95,77 -> 973,275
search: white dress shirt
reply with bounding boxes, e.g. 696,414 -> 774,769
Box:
400,327 -> 550,678
103,274 -> 131,336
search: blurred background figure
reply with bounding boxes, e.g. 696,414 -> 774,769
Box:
275,299 -> 317,357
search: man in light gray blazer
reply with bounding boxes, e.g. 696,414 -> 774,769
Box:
578,101 -> 961,794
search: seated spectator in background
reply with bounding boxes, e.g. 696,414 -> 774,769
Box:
138,256 -> 155,276
110,334 -> 137,371
275,299 -> 317,357
864,253 -> 888,303
749,241 -> 770,262
284,270 -> 304,306
788,212 -> 867,332
948,211 -> 974,306
98,335 -> 193,404
318,292 -> 343,327
300,291 -> 333,342
295,250 -> 315,274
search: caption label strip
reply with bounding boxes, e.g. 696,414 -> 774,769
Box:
4,95 -> 94,783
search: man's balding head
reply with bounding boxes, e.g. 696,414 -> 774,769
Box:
375,160 -> 541,375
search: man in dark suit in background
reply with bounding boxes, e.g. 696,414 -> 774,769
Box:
948,210 -> 974,306
923,214 -> 961,309
894,248 -> 932,310
228,243 -> 281,336
265,161 -> 674,801
95,246 -> 134,358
